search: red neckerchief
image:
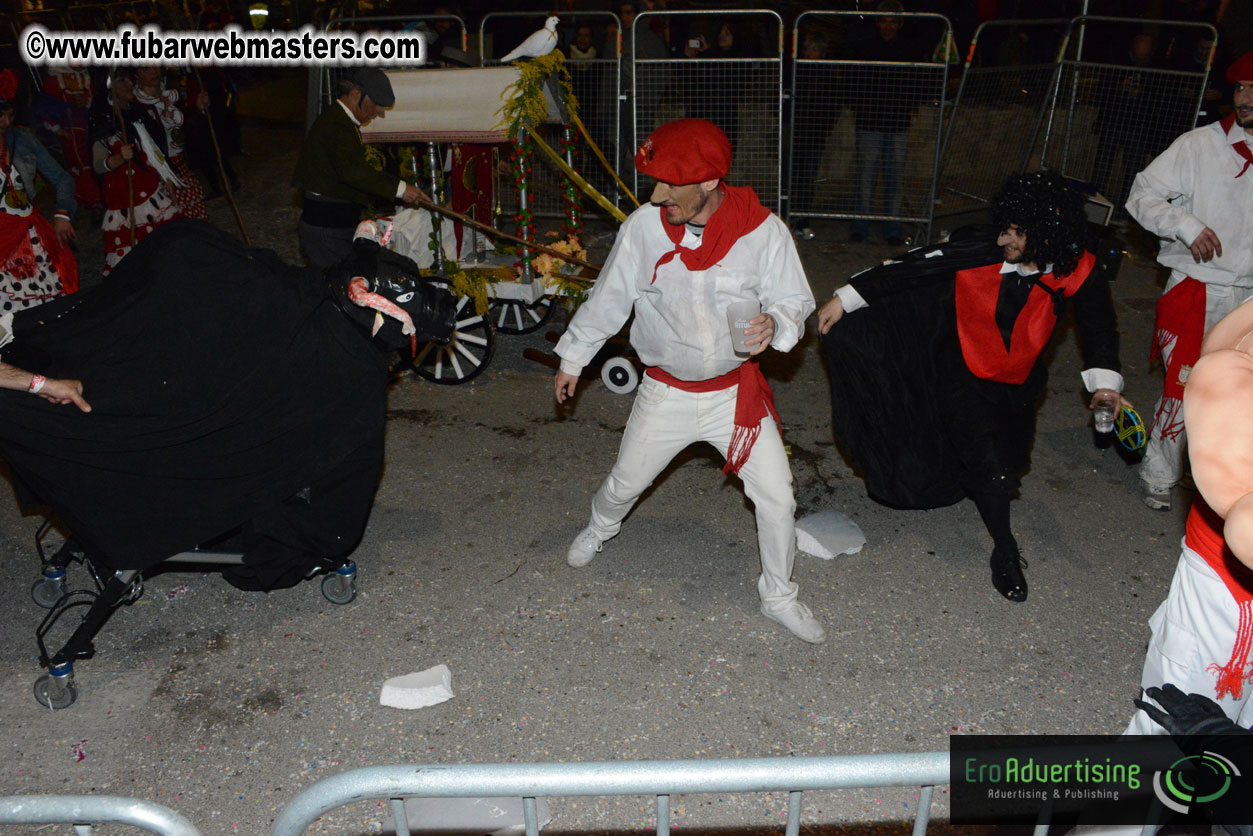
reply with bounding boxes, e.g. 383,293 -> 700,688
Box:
651,184 -> 771,284
645,362 -> 781,477
1185,498 -> 1253,700
1220,114 -> 1253,178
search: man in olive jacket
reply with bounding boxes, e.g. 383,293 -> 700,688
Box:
293,68 -> 426,271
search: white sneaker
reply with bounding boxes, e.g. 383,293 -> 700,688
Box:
566,526 -> 603,568
1142,484 -> 1171,511
761,602 -> 827,644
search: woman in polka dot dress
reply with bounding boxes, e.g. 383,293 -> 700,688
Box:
0,70 -> 79,314
134,65 -> 208,221
91,70 -> 182,276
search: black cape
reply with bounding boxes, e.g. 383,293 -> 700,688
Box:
0,220 -> 391,589
820,230 -> 1105,510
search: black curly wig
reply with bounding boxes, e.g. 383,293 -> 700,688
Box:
992,171 -> 1087,277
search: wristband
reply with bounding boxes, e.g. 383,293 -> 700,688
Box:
29,374 -> 46,394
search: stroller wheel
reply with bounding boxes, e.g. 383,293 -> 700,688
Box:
600,356 -> 639,395
33,672 -> 78,710
30,573 -> 67,609
321,566 -> 357,605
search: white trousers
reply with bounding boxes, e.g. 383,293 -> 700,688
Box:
1140,279 -> 1253,491
586,375 -> 800,612
1125,542 -> 1253,736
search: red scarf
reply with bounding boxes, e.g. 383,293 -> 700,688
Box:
1186,498 -> 1253,699
1220,114 -> 1253,179
651,185 -> 771,284
645,361 -> 781,476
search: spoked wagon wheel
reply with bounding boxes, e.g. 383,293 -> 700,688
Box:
411,295 -> 495,384
489,297 -> 556,335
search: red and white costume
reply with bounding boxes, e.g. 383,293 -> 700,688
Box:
556,196 -> 815,617
1126,499 -> 1253,734
135,80 -> 207,220
92,126 -> 182,276
0,155 -> 76,312
41,67 -> 100,209
1126,114 -> 1253,493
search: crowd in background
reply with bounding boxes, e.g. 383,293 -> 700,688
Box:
0,0 -> 1245,289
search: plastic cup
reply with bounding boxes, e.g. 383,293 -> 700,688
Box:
727,300 -> 761,355
1093,394 -> 1117,434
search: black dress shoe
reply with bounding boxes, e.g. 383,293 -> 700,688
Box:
990,547 -> 1028,602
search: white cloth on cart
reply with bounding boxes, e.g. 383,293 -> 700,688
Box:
387,206 -> 493,268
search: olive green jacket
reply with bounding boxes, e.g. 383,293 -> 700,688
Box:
291,102 -> 400,207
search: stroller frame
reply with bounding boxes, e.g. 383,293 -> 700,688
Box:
29,519 -> 358,710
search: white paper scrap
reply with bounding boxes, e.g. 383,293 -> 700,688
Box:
795,510 -> 866,559
380,664 -> 454,709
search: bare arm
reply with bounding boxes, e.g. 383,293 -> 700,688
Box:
0,363 -> 91,412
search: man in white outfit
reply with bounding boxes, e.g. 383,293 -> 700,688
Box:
552,118 -> 824,644
1124,297 -> 1253,738
1125,52 -> 1253,511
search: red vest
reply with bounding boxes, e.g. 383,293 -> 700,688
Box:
954,251 -> 1095,384
99,138 -> 162,212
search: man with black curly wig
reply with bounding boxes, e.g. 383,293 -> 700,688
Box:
815,172 -> 1128,602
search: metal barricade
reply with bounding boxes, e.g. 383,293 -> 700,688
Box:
481,11 -> 622,219
63,1 -> 159,29
789,10 -> 951,243
632,10 -> 784,211
1039,16 -> 1216,219
269,753 -> 950,836
307,14 -> 468,132
0,796 -> 201,836
935,19 -> 1070,221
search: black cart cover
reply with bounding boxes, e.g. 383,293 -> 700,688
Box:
0,220 -> 394,589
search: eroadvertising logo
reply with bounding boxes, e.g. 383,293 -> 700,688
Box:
1152,750 -> 1239,814
950,736 -> 1250,827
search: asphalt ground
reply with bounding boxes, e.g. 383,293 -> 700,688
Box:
0,78 -> 1195,835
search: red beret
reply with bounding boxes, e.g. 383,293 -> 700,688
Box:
1227,51 -> 1253,83
634,119 -> 732,185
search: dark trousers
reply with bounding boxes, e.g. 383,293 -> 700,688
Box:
298,219 -> 356,274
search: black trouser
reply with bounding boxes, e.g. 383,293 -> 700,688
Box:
941,362 -> 1045,556
298,194 -> 362,273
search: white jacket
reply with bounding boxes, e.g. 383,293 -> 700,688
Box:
557,204 -> 815,380
1126,118 -> 1253,287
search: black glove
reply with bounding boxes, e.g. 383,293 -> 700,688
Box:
1134,683 -> 1248,738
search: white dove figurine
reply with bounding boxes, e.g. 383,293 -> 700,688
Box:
131,120 -> 184,188
499,16 -> 559,63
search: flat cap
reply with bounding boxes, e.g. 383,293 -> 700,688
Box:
349,67 -> 395,108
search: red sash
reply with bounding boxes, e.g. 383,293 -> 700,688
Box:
954,251 -> 1095,384
645,361 -> 780,476
1185,498 -> 1253,700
